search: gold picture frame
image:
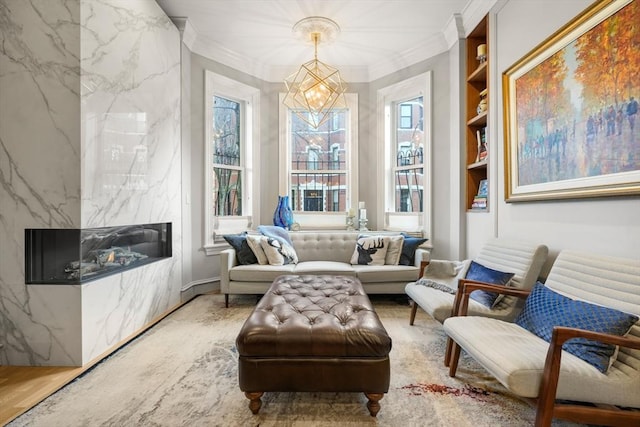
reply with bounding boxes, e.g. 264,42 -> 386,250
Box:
503,0 -> 640,202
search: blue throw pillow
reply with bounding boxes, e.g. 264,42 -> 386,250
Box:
257,225 -> 293,246
398,233 -> 428,266
466,261 -> 515,308
515,283 -> 639,373
223,232 -> 258,265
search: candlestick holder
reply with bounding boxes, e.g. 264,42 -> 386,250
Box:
358,217 -> 369,231
346,215 -> 356,231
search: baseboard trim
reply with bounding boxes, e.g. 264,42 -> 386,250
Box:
180,277 -> 220,302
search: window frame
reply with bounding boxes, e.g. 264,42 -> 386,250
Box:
204,71 -> 260,255
376,72 -> 432,238
279,93 -> 359,229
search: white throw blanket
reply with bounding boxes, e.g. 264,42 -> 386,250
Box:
415,259 -> 471,294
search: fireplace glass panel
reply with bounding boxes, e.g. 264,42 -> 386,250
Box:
25,223 -> 172,284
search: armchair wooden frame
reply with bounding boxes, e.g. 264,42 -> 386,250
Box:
446,281 -> 640,427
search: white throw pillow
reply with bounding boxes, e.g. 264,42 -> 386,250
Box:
384,235 -> 404,265
350,236 -> 390,266
260,237 -> 298,265
245,235 -> 269,265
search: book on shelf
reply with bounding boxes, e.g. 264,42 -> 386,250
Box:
476,179 -> 488,198
477,127 -> 487,162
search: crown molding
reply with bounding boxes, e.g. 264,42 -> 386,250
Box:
170,0 -> 499,83
170,17 -> 197,49
461,0 -> 498,37
443,13 -> 465,48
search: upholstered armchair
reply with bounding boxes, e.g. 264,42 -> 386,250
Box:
443,250 -> 640,427
405,238 -> 548,324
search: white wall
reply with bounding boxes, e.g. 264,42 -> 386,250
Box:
369,52 -> 456,259
177,0 -> 640,289
482,0 -> 640,274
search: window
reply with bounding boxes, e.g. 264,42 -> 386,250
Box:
394,96 -> 424,212
399,103 -> 413,129
212,96 -> 241,216
204,71 -> 260,253
377,73 -> 432,236
279,93 -> 358,229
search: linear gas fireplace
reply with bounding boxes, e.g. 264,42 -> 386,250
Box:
25,223 -> 172,284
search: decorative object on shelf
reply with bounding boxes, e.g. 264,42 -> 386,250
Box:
476,43 -> 487,64
346,209 -> 356,231
477,88 -> 488,115
356,202 -> 368,231
282,16 -> 347,129
503,0 -> 639,202
358,207 -> 369,231
273,195 -> 294,229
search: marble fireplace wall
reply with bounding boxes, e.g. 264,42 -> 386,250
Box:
0,0 -> 182,366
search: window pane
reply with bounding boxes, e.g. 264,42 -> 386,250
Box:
290,172 -> 347,212
394,167 -> 423,212
396,96 -> 423,167
213,96 -> 240,166
289,109 -> 348,213
213,167 -> 242,216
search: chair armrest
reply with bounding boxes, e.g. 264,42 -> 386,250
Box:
537,327 -> 640,426
452,279 -> 531,317
220,248 -> 237,293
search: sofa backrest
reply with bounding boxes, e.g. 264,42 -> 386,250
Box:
545,250 -> 640,373
474,238 -> 549,291
290,231 -> 360,263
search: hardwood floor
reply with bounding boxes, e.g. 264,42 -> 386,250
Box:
0,365 -> 84,425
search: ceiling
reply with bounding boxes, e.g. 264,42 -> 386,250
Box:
155,0 -> 494,83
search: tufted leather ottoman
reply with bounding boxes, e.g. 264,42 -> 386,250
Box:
235,275 -> 392,417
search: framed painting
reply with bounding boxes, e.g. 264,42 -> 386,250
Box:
503,0 -> 640,202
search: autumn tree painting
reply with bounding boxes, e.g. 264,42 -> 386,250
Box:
513,0 -> 639,187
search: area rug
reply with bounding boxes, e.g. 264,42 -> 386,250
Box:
9,294 -> 585,427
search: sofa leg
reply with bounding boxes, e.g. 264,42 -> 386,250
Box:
448,341 -> 461,377
409,300 -> 418,325
225,294 -> 229,308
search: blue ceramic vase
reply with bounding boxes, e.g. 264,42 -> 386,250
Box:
273,195 -> 294,229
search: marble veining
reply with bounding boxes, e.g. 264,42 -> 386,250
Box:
0,0 -> 182,366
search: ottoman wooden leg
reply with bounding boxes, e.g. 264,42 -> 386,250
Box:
244,391 -> 264,414
364,393 -> 384,417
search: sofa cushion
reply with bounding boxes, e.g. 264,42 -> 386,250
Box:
466,261 -> 515,308
293,261 -> 356,276
515,283 -> 639,373
350,236 -> 390,266
399,233 -> 428,265
223,232 -> 257,265
260,236 -> 298,265
229,264 -> 295,282
355,265 -> 419,283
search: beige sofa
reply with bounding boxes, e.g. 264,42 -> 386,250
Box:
220,230 -> 430,307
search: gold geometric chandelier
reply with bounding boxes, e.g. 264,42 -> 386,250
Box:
282,16 -> 348,129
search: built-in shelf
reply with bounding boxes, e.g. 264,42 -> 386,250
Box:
464,15 -> 489,212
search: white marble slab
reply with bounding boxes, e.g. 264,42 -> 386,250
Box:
0,0 -> 182,366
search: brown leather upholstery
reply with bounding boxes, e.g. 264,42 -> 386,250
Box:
236,275 -> 392,416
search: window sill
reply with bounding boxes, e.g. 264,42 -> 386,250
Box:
203,242 -> 229,256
